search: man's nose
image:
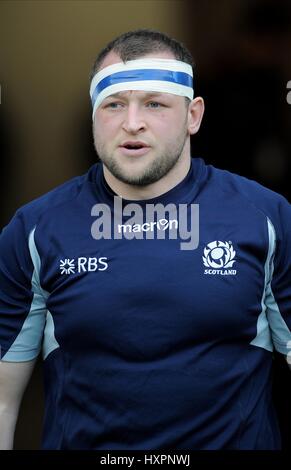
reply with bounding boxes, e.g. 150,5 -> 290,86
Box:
122,104 -> 146,134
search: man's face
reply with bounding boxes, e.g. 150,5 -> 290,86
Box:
93,51 -> 191,186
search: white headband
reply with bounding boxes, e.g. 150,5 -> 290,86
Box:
90,58 -> 194,117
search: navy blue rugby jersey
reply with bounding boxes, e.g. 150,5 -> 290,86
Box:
0,157 -> 290,450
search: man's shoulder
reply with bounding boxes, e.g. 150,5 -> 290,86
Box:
5,164 -> 99,233
19,174 -> 84,218
207,163 -> 290,219
200,161 -> 290,240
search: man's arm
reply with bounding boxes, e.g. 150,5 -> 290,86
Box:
0,359 -> 36,449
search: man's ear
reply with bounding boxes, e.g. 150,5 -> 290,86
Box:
187,97 -> 205,135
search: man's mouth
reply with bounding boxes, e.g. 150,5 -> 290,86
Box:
119,141 -> 151,156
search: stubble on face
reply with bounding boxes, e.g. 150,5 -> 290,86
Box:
93,112 -> 189,187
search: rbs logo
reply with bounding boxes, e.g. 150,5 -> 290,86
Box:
59,257 -> 108,275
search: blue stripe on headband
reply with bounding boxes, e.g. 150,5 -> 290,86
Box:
91,69 -> 193,107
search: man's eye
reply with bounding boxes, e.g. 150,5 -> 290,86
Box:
106,102 -> 123,109
147,102 -> 162,108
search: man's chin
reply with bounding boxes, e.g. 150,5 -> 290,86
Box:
111,171 -> 152,187
103,157 -> 157,185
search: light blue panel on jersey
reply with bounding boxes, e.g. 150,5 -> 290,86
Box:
43,310 -> 60,360
251,218 -> 291,353
265,219 -> 291,354
250,218 -> 275,352
1,228 -> 47,361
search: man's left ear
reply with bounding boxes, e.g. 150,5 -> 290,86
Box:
188,97 -> 205,135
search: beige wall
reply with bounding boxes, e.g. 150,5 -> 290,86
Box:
0,0 -> 185,217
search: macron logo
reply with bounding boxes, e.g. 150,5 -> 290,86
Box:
59,257 -> 108,275
118,218 -> 177,233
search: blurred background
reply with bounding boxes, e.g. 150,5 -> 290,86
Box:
0,0 -> 290,449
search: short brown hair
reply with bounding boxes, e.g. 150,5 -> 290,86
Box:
90,29 -> 194,81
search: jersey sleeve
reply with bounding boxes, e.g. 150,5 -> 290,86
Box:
0,211 -> 47,362
267,196 -> 291,357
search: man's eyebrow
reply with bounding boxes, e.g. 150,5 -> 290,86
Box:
104,91 -> 165,99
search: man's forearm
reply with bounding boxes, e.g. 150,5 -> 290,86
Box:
0,358 -> 37,449
0,405 -> 18,450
